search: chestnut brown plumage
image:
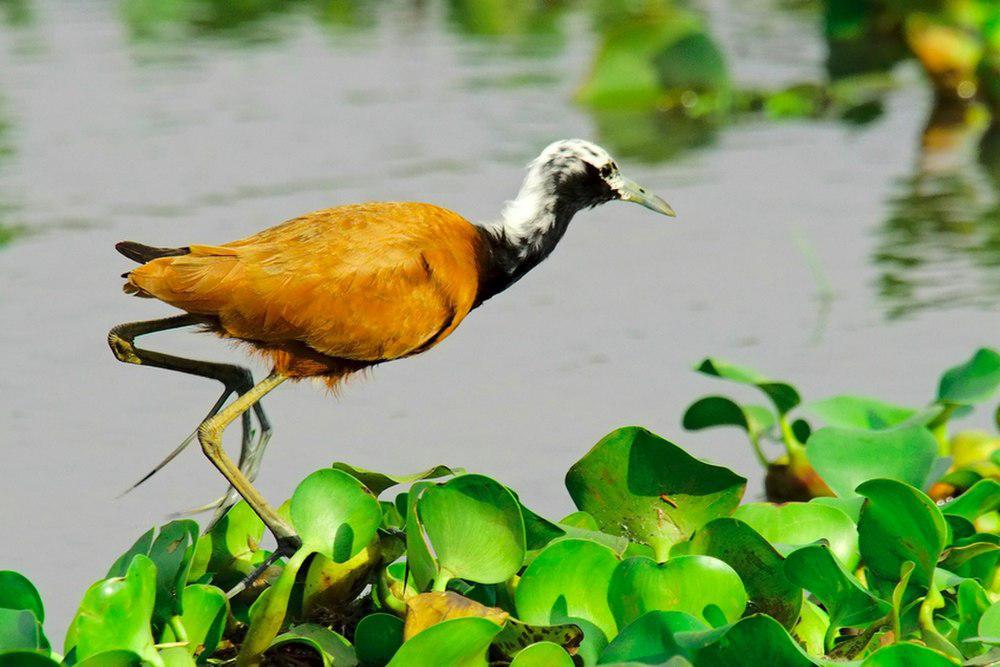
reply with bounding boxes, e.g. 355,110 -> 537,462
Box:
108,139 -> 675,574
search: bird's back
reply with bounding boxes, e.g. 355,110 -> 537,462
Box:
125,202 -> 485,375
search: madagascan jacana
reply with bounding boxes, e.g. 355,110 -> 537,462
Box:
109,139 -> 675,562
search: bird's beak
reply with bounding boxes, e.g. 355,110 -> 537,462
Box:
616,177 -> 676,217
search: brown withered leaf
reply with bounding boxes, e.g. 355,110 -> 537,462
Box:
403,591 -> 508,640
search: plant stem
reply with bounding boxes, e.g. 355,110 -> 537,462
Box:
778,416 -> 807,464
432,572 -> 452,592
927,403 -> 957,455
748,433 -> 770,468
168,615 -> 189,644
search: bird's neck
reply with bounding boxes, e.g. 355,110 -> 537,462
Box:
474,175 -> 579,303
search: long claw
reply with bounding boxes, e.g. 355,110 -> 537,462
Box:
168,496 -> 227,518
117,429 -> 198,498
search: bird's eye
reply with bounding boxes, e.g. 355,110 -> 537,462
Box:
600,163 -> 614,178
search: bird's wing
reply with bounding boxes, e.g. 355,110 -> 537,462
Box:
128,203 -> 483,361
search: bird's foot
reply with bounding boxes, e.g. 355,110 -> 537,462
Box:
225,533 -> 303,599
108,333 -> 142,365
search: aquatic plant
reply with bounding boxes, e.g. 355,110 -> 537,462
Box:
1,350 -> 998,666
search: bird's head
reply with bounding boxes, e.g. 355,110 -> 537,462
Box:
527,139 -> 675,217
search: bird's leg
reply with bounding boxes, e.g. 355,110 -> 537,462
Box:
197,371 -> 301,556
108,317 -> 270,507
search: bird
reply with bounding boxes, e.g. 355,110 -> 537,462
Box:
109,138 -> 675,562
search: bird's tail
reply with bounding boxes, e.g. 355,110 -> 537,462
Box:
116,241 -> 190,264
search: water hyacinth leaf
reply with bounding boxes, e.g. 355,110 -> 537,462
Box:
682,396 -> 775,437
804,395 -> 916,430
937,348 -> 1000,405
566,427 -> 745,560
267,623 -> 357,667
692,614 -> 815,666
810,496 -> 865,522
159,584 -> 227,658
0,652 -> 59,667
413,474 -> 526,587
355,613 -> 404,667
981,602 -> 1000,643
159,647 -> 196,666
237,548 -> 311,666
73,555 -> 162,667
509,641 -> 574,666
793,600 -> 830,658
303,543 -> 381,616
403,592 -> 508,640
733,501 -> 859,569
291,469 -> 382,562
106,527 -> 155,578
560,511 -> 599,531
858,479 -> 947,587
685,518 -> 801,627
608,556 -> 747,628
957,579 -> 990,653
598,611 -> 706,664
493,617 -> 583,662
73,651 -> 146,667
387,617 -> 502,667
860,642 -> 960,666
941,479 -> 1000,521
0,571 -> 44,623
196,500 -> 266,588
330,463 -> 458,496
784,544 -> 890,630
695,358 -> 800,415
808,426 -> 938,498
515,539 -> 619,653
0,608 -> 41,651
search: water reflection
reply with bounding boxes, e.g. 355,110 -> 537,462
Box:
876,105 -> 1000,319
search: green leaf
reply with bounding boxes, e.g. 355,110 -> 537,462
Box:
938,348 -> 1000,405
515,539 -> 619,659
941,480 -> 1000,521
159,584 -> 227,658
682,397 -> 775,437
411,474 -> 525,588
957,580 -> 990,655
0,608 -> 42,651
810,496 -> 865,522
0,572 -> 44,623
733,501 -> 859,569
808,426 -> 938,497
291,469 -> 382,563
980,602 -> 1000,643
784,544 -> 890,632
509,642 -> 574,666
792,599 -> 829,658
237,548 -> 311,666
493,617 -> 583,662
691,614 -> 816,666
860,642 -> 960,665
804,396 -> 916,429
268,623 -> 357,667
566,427 -> 746,560
330,463 -> 458,496
684,518 -> 801,628
387,617 -> 501,667
73,555 -> 162,667
159,646 -> 196,666
0,652 -> 59,667
608,555 -> 747,628
355,613 -> 404,667
598,611 -> 706,664
695,358 -> 800,415
194,500 -> 266,589
857,479 -> 948,587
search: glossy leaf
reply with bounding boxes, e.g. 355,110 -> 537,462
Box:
733,501 -> 859,569
0,652 -> 59,667
804,395 -> 916,429
598,611 -> 705,664
691,614 -> 815,666
608,556 -> 747,628
937,348 -> 1000,405
792,599 -> 829,658
72,555 -> 162,667
493,617 -> 583,662
515,539 -> 619,654
387,617 -> 501,667
784,544 -> 890,631
684,518 -> 801,628
981,602 -> 1000,643
695,358 -> 800,415
291,469 -> 382,563
682,397 -> 775,437
159,584 -> 227,658
860,642 -> 960,666
237,548 -> 311,666
303,543 -> 381,616
509,642 -> 574,666
808,426 -> 938,497
267,623 -> 357,667
410,474 -> 525,588
857,479 -> 948,587
330,463 -> 458,496
355,613 -> 404,667
566,427 -> 745,560
941,479 -> 1000,521
194,500 -> 266,589
0,572 -> 44,623
0,608 -> 41,651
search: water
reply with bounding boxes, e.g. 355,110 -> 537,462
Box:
0,0 -> 997,635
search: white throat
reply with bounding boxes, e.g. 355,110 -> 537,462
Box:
486,164 -> 561,261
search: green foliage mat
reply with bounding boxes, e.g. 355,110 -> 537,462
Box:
2,348 -> 998,666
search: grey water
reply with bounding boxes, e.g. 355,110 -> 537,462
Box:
0,0 -> 996,636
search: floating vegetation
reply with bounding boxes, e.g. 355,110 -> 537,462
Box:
1,348 -> 997,665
